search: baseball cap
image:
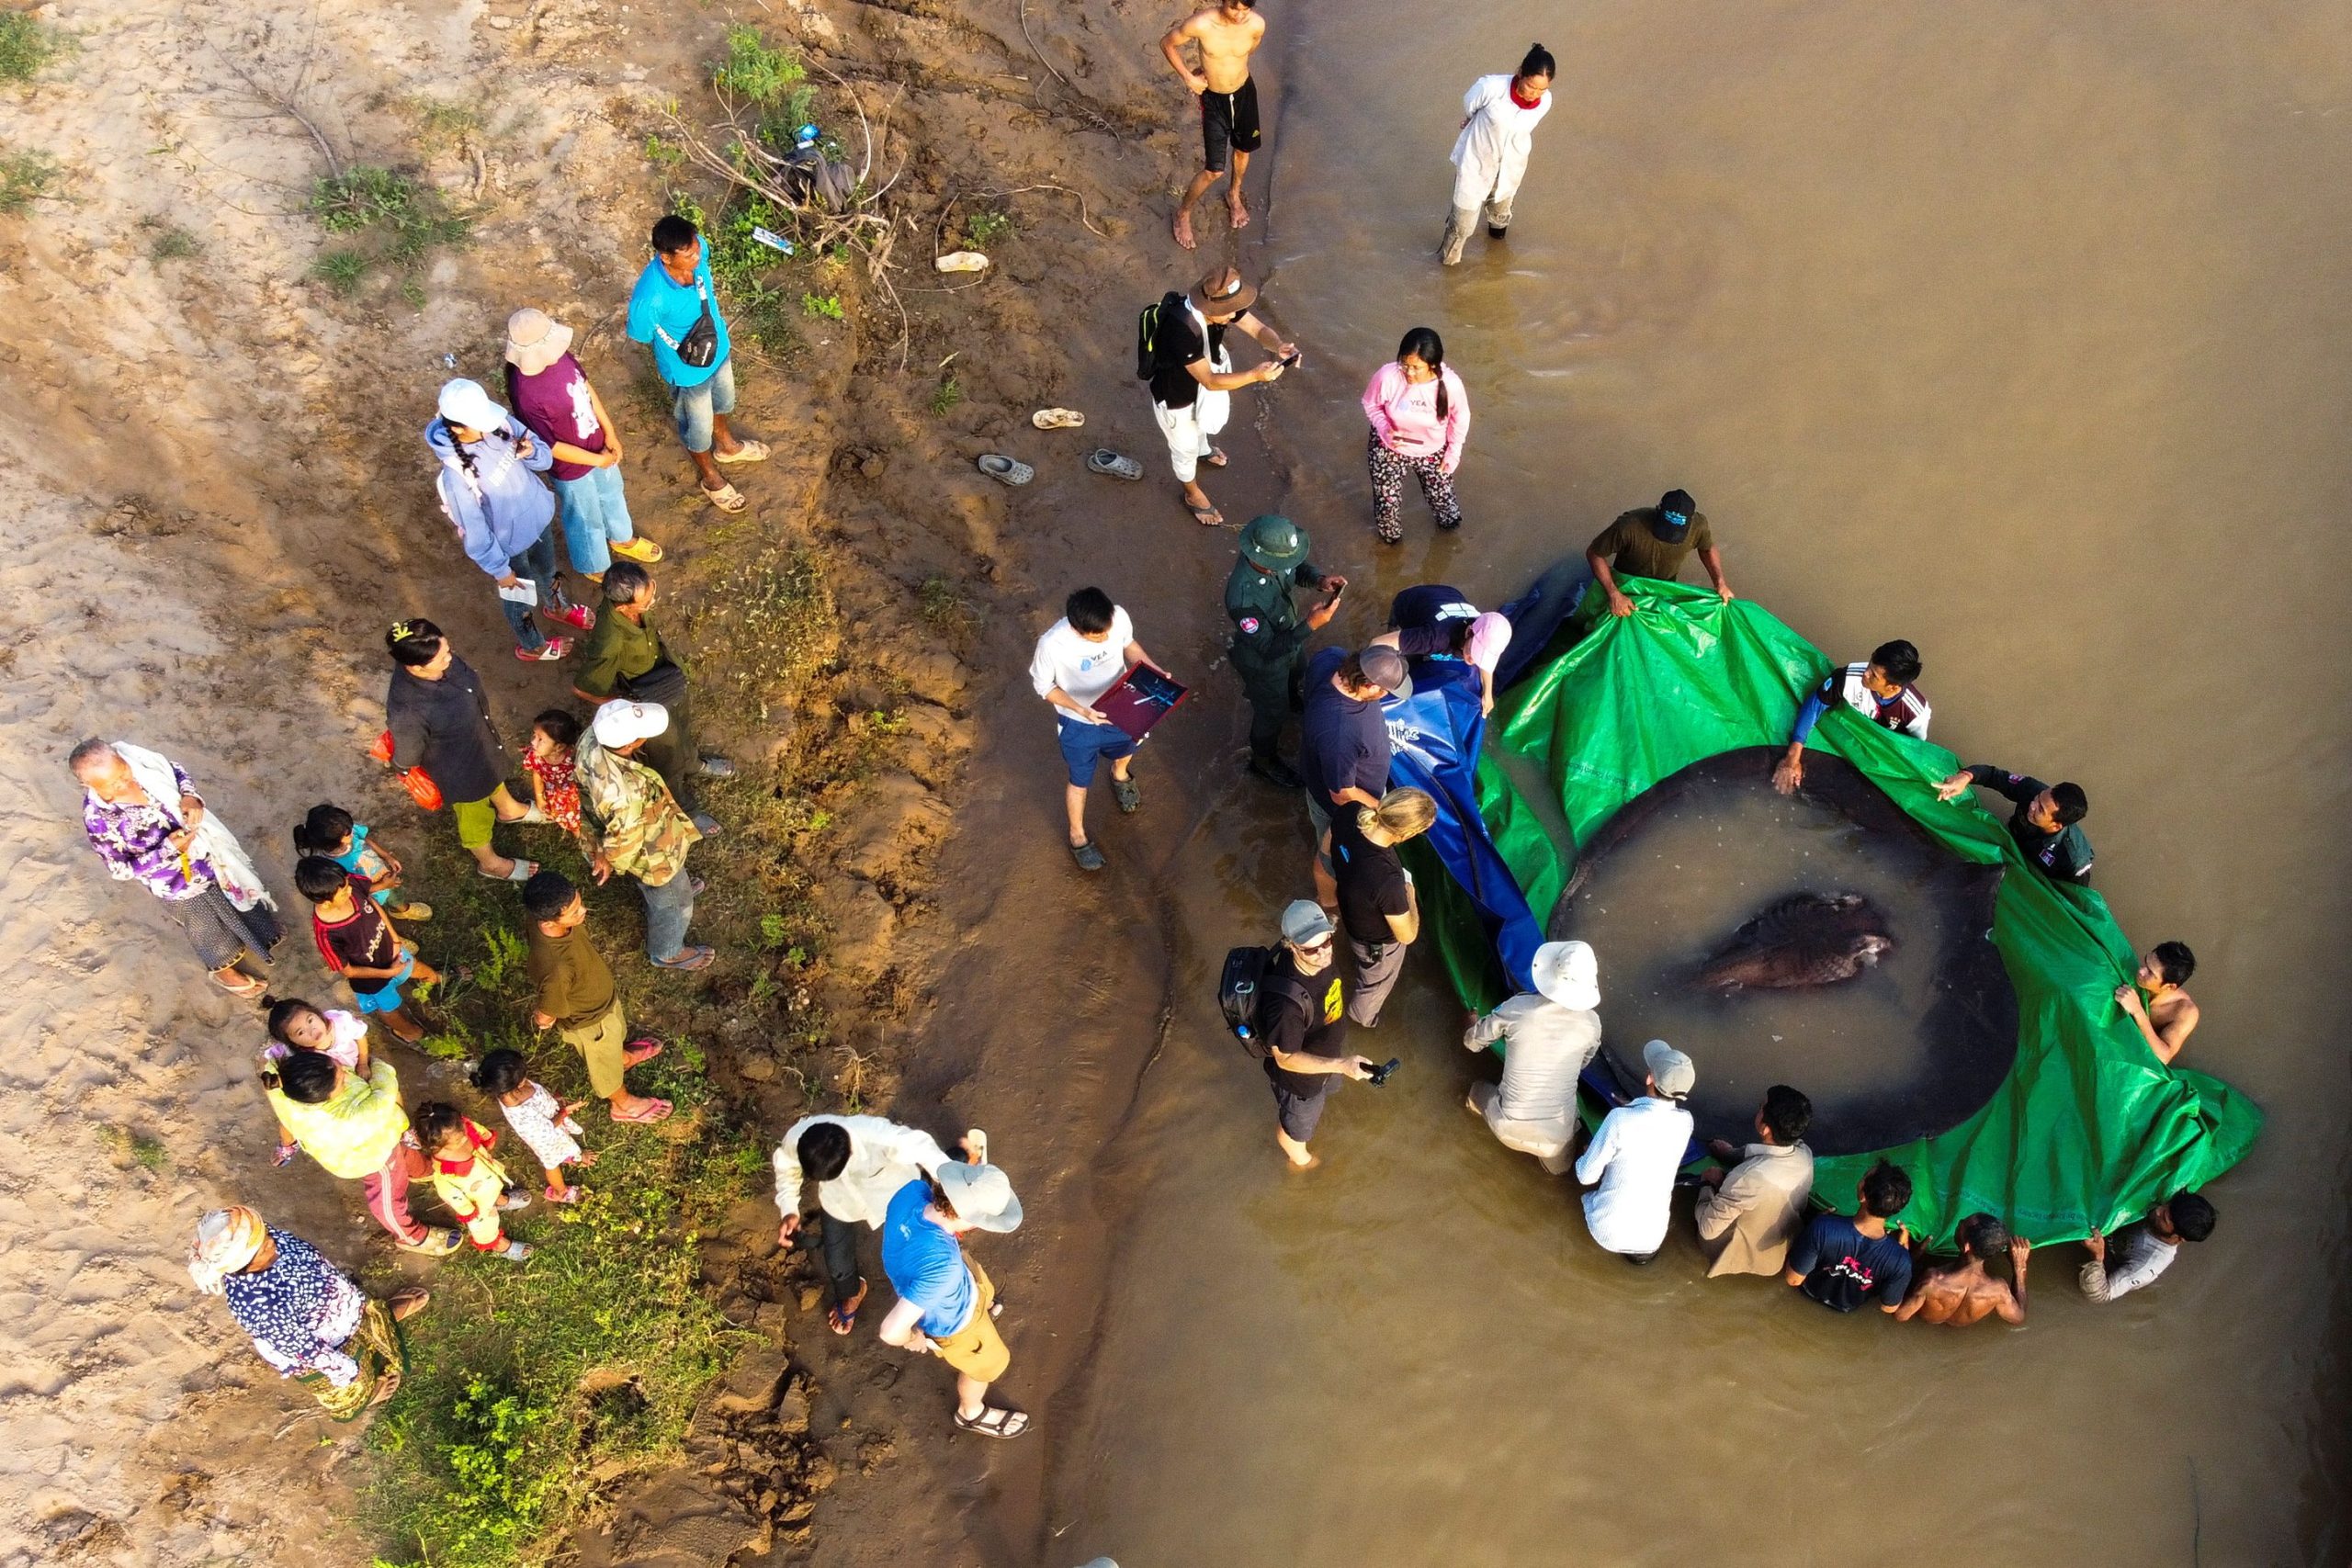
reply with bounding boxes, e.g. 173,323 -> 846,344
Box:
1464,611 -> 1513,673
1357,645 -> 1409,694
1280,898 -> 1335,947
1650,488 -> 1697,543
592,698 -> 671,748
1643,1038 -> 1696,1098
935,1161 -> 1023,1233
435,378 -> 508,434
1529,941 -> 1600,1010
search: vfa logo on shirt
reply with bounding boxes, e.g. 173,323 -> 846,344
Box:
1319,976 -> 1343,1024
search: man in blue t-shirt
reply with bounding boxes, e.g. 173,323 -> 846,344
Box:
876,1159 -> 1030,1438
1785,1160 -> 1916,1313
625,215 -> 769,514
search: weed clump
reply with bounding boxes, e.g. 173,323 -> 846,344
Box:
307,164 -> 469,294
0,147 -> 56,214
713,24 -> 812,126
0,13 -> 64,84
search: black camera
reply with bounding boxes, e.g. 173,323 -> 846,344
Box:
1363,1056 -> 1401,1087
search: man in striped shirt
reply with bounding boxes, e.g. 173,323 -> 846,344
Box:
1772,639 -> 1930,795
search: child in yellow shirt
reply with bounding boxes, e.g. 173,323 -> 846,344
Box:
413,1102 -> 534,1260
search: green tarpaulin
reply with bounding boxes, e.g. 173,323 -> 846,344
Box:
1430,578 -> 2263,1246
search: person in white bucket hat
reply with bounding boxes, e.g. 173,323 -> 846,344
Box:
1463,939 -> 1602,1173
877,1148 -> 1031,1439
503,307 -> 664,581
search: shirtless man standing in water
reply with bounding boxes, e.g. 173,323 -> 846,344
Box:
1160,0 -> 1267,250
1894,1213 -> 2031,1326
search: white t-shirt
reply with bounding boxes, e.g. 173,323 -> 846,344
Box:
1029,609 -> 1134,721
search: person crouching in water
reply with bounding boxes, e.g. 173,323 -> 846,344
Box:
1463,940 -> 1602,1174
1442,43 -> 1555,265
1575,1039 -> 1695,1264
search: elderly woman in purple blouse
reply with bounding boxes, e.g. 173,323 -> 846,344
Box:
72,738 -> 282,997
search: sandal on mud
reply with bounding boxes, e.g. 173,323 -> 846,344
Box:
1185,500 -> 1225,527
479,858 -> 538,884
829,1277 -> 870,1335
650,945 -> 715,972
1202,446 -> 1229,468
713,439 -> 771,465
609,536 -> 664,563
514,638 -> 571,661
1110,774 -> 1141,814
1069,839 -> 1105,873
549,602 -> 596,632
1086,449 -> 1144,481
213,970 -> 268,999
978,454 -> 1034,486
1031,408 -> 1085,430
954,1405 -> 1030,1439
624,1038 -> 664,1066
702,481 -> 749,513
612,1098 -> 674,1125
400,1226 -> 466,1257
386,900 -> 435,922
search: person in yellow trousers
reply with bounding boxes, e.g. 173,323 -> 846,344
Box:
413,1102 -> 535,1261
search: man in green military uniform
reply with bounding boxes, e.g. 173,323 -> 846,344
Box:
1225,513 -> 1347,788
572,561 -> 734,834
1933,764 -> 2095,886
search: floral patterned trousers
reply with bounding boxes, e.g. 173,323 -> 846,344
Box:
1367,430 -> 1463,541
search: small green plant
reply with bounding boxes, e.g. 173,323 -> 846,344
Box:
400,277 -> 428,309
147,223 -> 198,260
919,576 -> 981,644
965,209 -> 1013,248
312,249 -> 370,294
0,148 -> 55,214
404,96 -> 481,149
475,925 -> 527,996
99,1126 -> 170,1171
712,26 -> 805,107
929,375 -> 963,417
800,292 -> 842,321
759,911 -> 790,949
0,13 -> 63,84
308,165 -> 469,278
642,133 -> 685,172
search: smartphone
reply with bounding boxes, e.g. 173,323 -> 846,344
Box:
1279,348 -> 1303,368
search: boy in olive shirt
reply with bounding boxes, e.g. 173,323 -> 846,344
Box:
1585,487 -> 1734,616
522,870 -> 671,1124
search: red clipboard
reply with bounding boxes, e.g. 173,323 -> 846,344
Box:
1095,665 -> 1188,741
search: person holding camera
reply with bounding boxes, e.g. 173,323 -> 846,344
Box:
1144,265 -> 1294,527
1258,900 -> 1381,1170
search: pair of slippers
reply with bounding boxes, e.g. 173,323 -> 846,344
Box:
978,446 -> 1148,487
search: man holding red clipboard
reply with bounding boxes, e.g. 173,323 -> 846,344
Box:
1028,588 -> 1179,874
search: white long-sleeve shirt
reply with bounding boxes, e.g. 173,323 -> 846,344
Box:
1450,73 -> 1553,210
1464,993 -> 1600,1157
773,1114 -> 951,1229
1575,1096 -> 1692,1255
2078,1225 -> 2179,1303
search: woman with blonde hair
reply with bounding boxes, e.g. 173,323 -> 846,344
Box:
1332,786 -> 1437,1027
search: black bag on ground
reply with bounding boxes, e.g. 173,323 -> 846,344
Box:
616,657 -> 690,707
1136,289 -> 1191,380
1218,943 -> 1295,1058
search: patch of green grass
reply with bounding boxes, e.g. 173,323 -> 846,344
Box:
146,222 -> 198,260
918,576 -> 981,645
0,148 -> 55,214
308,164 -> 469,280
712,26 -> 805,108
98,1126 -> 171,1172
312,249 -> 370,294
404,96 -> 481,149
965,209 -> 1012,248
642,133 -> 685,172
800,292 -> 842,321
928,375 -> 963,417
684,545 -> 831,723
400,277 -> 428,309
0,12 -> 64,84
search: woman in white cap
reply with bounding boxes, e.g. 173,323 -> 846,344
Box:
1442,44 -> 1555,265
425,378 -> 594,662
1574,1039 -> 1696,1265
1463,939 -> 1601,1173
189,1206 -> 430,1418
503,309 -> 663,583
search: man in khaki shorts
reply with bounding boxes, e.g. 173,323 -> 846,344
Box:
522,869 -> 673,1125
877,1156 -> 1028,1438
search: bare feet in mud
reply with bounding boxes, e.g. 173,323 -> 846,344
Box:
1173,205 -> 1197,250
1228,190 -> 1250,231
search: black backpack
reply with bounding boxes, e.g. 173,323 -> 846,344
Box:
1218,944 -> 1305,1059
1136,290 -> 1191,380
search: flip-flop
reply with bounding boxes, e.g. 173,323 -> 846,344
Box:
1031,408 -> 1085,430
1086,449 -> 1144,481
479,858 -> 539,883
953,1405 -> 1031,1439
1202,446 -> 1229,468
514,639 -> 571,661
213,970 -> 268,999
624,1038 -> 663,1066
713,440 -> 771,465
388,1285 -> 433,1320
829,1277 -> 869,1335
978,454 -> 1035,486
612,1098 -> 673,1124
702,481 -> 748,513
549,603 -> 596,632
609,536 -> 664,563
1185,500 -> 1225,527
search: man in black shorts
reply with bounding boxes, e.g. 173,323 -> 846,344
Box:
1160,1 -> 1267,250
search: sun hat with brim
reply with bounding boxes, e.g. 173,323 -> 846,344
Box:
1643,1037 -> 1697,1098
436,378 -> 509,434
503,309 -> 574,377
592,698 -> 671,748
1189,266 -> 1259,318
1529,940 -> 1600,1010
936,1161 -> 1023,1233
1239,513 -> 1309,573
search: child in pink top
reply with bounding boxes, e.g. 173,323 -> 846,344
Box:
1362,326 -> 1472,542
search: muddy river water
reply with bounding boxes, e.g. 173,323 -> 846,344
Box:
1042,3 -> 2350,1561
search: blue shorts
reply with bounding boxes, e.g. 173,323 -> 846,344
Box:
351,953 -> 414,1015
670,356 -> 738,454
1057,715 -> 1136,786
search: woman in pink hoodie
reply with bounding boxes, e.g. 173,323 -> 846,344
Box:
1361,326 -> 1472,543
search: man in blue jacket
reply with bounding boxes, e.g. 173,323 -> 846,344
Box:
627,215 -> 769,514
427,378 -> 594,662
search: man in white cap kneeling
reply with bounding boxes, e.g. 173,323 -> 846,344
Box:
574,698 -> 713,970
877,1149 -> 1029,1438
1463,940 -> 1603,1174
1574,1039 -> 1696,1265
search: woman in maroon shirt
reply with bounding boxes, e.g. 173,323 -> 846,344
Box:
503,309 -> 664,581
